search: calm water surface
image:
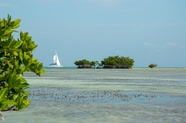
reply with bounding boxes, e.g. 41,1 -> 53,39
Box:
3,68 -> 186,123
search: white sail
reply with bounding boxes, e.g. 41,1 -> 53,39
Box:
53,54 -> 61,66
49,51 -> 63,67
53,55 -> 57,63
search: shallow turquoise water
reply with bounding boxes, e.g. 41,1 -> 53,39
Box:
3,68 -> 186,123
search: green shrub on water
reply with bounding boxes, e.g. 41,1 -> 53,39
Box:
149,63 -> 157,68
0,14 -> 45,119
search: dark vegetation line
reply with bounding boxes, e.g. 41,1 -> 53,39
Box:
74,56 -> 134,69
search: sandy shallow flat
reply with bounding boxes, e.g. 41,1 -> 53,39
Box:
2,68 -> 186,123
3,100 -> 186,123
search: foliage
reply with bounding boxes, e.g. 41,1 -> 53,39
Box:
74,59 -> 96,68
74,56 -> 134,69
149,63 -> 157,68
0,15 -> 45,112
101,56 -> 134,68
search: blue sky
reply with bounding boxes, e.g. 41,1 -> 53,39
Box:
1,0 -> 186,67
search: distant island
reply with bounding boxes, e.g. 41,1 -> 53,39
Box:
74,55 -> 134,69
149,63 -> 157,68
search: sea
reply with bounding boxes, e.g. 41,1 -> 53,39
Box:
2,67 -> 186,123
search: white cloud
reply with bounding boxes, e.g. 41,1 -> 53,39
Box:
166,42 -> 177,46
165,42 -> 185,48
143,42 -> 162,53
143,42 -> 164,52
144,42 -> 154,47
144,42 -> 185,49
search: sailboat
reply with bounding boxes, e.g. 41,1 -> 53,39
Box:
49,51 -> 63,67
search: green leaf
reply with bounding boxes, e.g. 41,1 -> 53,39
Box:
18,51 -> 24,64
32,58 -> 38,62
13,94 -> 19,100
14,40 -> 23,49
7,14 -> 11,23
9,72 -> 21,88
13,51 -> 18,56
40,69 -> 45,74
2,30 -> 13,36
2,100 -> 15,105
37,63 -> 43,70
29,44 -> 38,50
0,88 -> 8,102
4,37 -> 13,47
19,66 -> 26,73
10,19 -> 21,28
12,24 -> 20,29
23,52 -> 30,60
23,100 -> 30,107
0,73 -> 6,81
0,30 -> 5,37
19,82 -> 29,90
14,60 -> 19,68
15,96 -> 30,110
21,77 -> 27,83
1,104 -> 8,110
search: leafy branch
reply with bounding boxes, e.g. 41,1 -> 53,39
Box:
0,14 -> 45,121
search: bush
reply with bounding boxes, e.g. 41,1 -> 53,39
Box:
149,64 -> 157,68
74,59 -> 96,68
0,14 -> 45,118
101,56 -> 134,69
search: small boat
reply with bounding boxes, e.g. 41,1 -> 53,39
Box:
49,51 -> 63,67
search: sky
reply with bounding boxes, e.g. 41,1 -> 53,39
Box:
0,0 -> 186,67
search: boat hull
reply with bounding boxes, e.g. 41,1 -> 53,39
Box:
48,65 -> 63,67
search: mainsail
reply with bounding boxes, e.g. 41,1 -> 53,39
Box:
49,51 -> 63,67
53,54 -> 61,66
